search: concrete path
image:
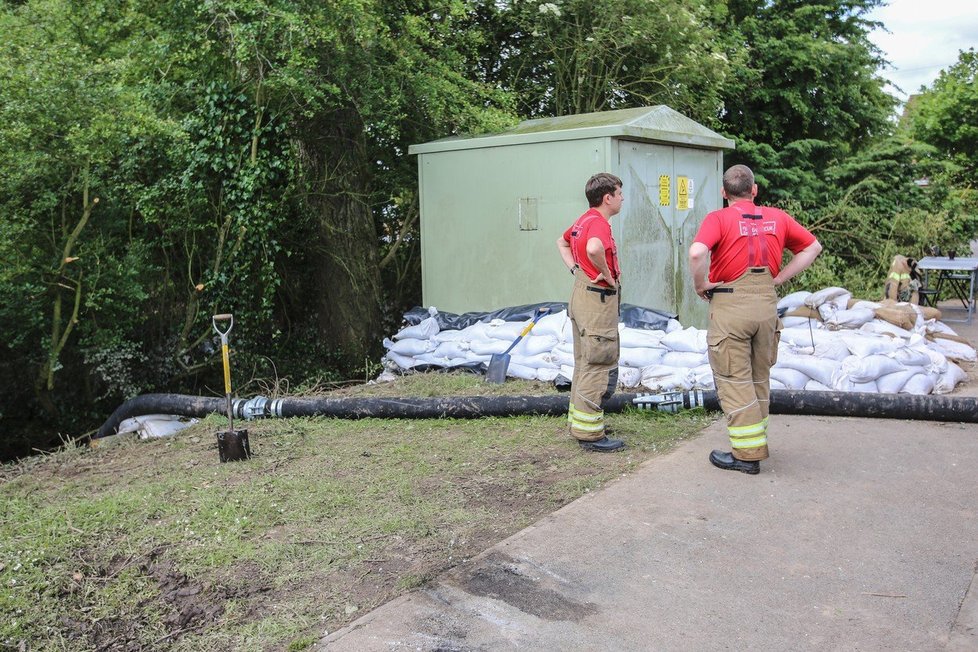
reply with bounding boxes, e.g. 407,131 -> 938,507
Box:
320,305 -> 978,651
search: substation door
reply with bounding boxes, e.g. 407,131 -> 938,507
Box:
617,141 -> 719,327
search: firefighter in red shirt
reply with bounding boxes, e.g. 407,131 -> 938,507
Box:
689,165 -> 822,474
556,173 -> 625,452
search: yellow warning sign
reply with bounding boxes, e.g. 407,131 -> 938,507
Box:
658,175 -> 670,206
677,176 -> 690,211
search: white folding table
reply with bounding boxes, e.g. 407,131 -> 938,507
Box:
916,256 -> 978,323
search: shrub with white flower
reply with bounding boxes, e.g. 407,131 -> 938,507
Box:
539,2 -> 562,17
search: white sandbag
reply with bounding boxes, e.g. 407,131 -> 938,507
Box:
532,311 -> 569,339
805,287 -> 851,309
117,414 -> 199,439
780,326 -> 835,349
834,354 -> 905,385
550,345 -> 576,367
927,337 -> 978,363
840,332 -> 902,357
770,378 -> 787,390
619,328 -> 666,349
777,290 -> 812,312
510,352 -> 560,370
776,353 -> 838,387
926,320 -> 958,336
506,362 -> 538,380
433,328 -> 467,343
662,351 -> 708,368
512,333 -> 559,356
824,308 -> 876,330
860,320 -> 914,339
805,379 -> 833,391
888,346 -> 932,367
536,367 -> 560,382
661,327 -> 707,353
934,362 -> 968,394
770,367 -> 811,390
619,346 -> 666,368
385,351 -> 421,370
901,373 -> 936,395
559,364 -> 575,379
462,351 -> 492,364
640,364 -> 693,392
467,338 -> 513,356
383,337 -> 435,356
414,353 -> 466,368
433,341 -> 470,359
618,366 -> 643,388
850,300 -> 882,310
922,348 -> 948,375
690,363 -> 715,390
450,321 -> 490,342
782,316 -> 819,329
852,381 -> 879,393
817,303 -> 838,322
876,369 -> 924,393
808,337 -> 852,362
665,319 -> 683,333
393,307 -> 440,340
483,319 -> 527,341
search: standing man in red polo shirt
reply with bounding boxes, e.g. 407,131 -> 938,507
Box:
689,165 -> 822,474
556,173 -> 625,452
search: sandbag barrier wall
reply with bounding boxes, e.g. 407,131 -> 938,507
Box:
384,290 -> 977,395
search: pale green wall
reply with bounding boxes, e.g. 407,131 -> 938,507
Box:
418,137 -> 612,313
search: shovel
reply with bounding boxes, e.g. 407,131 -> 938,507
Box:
212,313 -> 251,463
486,307 -> 550,384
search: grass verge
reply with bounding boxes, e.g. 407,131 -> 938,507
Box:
0,374 -> 715,651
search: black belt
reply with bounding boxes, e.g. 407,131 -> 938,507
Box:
710,287 -> 734,293
587,285 -> 618,303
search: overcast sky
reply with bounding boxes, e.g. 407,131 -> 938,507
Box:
867,0 -> 978,102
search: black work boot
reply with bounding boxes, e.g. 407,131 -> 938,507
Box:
579,436 -> 625,453
709,450 -> 760,475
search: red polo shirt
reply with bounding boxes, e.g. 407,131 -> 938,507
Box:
693,200 -> 816,283
563,208 -> 620,287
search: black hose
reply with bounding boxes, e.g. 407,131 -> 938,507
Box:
92,389 -> 978,442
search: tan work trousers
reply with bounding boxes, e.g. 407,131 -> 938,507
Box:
706,268 -> 780,461
567,271 -> 620,442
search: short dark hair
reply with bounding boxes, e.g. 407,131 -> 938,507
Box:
585,173 -> 623,207
723,165 -> 754,199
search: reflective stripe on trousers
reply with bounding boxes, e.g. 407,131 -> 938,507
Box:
706,268 -> 779,461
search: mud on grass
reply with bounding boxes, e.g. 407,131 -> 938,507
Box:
0,375 -> 715,651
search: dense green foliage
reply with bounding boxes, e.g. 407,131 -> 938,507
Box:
0,0 -> 974,459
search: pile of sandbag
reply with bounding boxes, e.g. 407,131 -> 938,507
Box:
381,289 -> 976,395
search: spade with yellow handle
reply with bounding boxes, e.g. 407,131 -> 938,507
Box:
485,307 -> 550,384
212,313 -> 251,462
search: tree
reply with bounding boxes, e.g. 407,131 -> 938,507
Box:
718,0 -> 896,203
0,0 -> 175,445
908,49 -> 978,182
471,0 -> 736,123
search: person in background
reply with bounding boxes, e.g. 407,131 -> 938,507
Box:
556,173 -> 625,452
688,165 -> 822,474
